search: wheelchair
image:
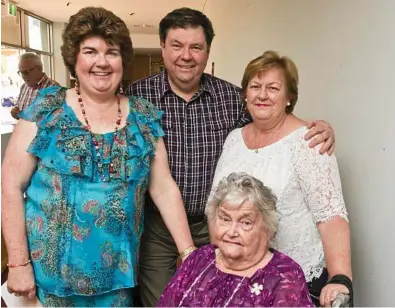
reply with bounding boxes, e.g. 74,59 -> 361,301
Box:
332,293 -> 351,307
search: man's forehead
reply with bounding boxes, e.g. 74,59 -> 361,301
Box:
166,27 -> 206,44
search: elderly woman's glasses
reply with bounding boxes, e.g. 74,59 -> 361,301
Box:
17,66 -> 37,76
218,215 -> 255,231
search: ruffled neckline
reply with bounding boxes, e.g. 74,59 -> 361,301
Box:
23,86 -> 164,183
61,90 -> 135,136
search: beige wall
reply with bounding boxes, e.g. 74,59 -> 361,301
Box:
132,33 -> 160,49
53,22 -> 69,87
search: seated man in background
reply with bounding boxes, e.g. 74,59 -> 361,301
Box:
10,52 -> 59,119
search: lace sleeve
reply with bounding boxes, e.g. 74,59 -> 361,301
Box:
291,135 -> 348,223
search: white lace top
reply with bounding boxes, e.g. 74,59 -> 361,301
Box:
209,126 -> 348,282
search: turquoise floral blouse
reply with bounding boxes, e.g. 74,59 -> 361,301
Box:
19,86 -> 164,297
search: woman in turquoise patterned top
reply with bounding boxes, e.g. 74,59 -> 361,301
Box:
1,7 -> 195,307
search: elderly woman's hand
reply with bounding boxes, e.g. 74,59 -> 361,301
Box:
305,120 -> 335,155
320,283 -> 349,307
7,264 -> 36,299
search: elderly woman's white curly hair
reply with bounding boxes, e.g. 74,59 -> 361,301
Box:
205,172 -> 278,237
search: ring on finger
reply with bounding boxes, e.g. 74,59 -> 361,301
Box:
14,293 -> 21,297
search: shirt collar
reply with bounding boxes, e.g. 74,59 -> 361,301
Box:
28,73 -> 47,89
199,73 -> 215,95
159,70 -> 171,98
159,70 -> 215,98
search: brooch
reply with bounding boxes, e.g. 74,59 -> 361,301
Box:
250,283 -> 264,295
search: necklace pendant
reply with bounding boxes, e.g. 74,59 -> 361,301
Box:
76,88 -> 122,185
255,149 -> 259,153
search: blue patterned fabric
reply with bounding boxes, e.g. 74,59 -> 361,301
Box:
19,86 -> 164,298
37,287 -> 133,307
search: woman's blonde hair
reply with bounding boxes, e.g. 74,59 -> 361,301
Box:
241,50 -> 299,114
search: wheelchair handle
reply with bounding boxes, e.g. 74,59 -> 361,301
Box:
331,293 -> 351,307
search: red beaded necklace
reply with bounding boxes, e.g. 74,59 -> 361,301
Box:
76,86 -> 122,182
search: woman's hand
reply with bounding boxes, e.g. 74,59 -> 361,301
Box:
176,249 -> 194,269
305,120 -> 335,155
7,264 -> 36,299
320,283 -> 349,307
10,106 -> 20,120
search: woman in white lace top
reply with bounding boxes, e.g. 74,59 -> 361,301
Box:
209,51 -> 352,307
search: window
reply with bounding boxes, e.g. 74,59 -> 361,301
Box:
40,54 -> 52,77
1,4 -> 54,125
26,15 -> 51,52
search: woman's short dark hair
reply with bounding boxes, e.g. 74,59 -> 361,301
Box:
159,7 -> 215,48
61,7 -> 133,78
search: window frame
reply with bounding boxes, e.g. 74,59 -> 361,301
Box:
1,1 -> 54,78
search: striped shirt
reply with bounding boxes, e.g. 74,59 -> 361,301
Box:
127,70 -> 251,216
17,74 -> 59,110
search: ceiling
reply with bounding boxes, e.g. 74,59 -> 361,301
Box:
14,0 -> 207,35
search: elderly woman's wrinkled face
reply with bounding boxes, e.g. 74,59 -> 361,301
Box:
75,36 -> 123,94
246,67 -> 289,122
211,201 -> 270,262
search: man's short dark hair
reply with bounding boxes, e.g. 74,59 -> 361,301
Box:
159,7 -> 215,47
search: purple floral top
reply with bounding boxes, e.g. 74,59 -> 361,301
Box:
158,244 -> 313,307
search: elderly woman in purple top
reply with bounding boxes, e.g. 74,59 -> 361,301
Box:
158,172 -> 314,307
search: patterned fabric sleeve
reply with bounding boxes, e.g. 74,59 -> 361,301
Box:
291,134 -> 348,223
19,86 -> 65,123
271,266 -> 314,307
130,96 -> 164,158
